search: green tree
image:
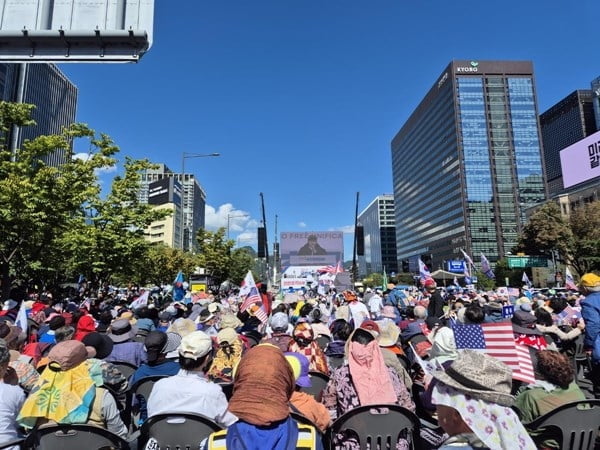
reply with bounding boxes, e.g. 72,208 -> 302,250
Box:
569,200 -> 600,274
493,258 -> 523,287
228,247 -> 255,285
195,228 -> 235,285
0,102 -> 117,299
474,270 -> 496,290
129,243 -> 198,286
516,202 -> 573,261
59,157 -> 170,288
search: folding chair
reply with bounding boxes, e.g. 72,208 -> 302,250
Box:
138,412 -> 221,450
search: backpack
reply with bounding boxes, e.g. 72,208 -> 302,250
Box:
21,342 -> 51,366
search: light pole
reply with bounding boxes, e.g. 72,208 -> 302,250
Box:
227,213 -> 249,239
180,152 -> 220,251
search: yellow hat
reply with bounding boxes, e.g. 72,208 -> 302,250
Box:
580,273 -> 600,288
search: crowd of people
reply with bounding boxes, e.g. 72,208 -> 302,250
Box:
0,271 -> 597,449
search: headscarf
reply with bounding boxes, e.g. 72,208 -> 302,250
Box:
18,341 -> 103,428
432,383 -> 536,450
429,326 -> 458,364
228,344 -> 295,426
288,322 -> 328,374
347,339 -> 397,406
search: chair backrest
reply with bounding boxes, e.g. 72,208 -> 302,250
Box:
24,424 -> 128,450
526,400 -> 600,450
139,412 -> 222,450
131,375 -> 167,402
300,371 -> 330,402
315,334 -> 331,351
330,404 -> 420,450
111,360 -> 138,380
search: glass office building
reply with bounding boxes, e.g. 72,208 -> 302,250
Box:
357,195 -> 397,276
0,64 -> 77,167
391,61 -> 547,270
540,90 -> 597,198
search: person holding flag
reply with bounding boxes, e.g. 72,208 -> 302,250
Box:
239,271 -> 268,325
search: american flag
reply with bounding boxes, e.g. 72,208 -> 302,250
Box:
557,304 -> 581,324
452,322 -> 535,384
318,261 -> 344,274
239,271 -> 267,324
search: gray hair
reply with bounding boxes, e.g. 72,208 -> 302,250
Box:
55,326 -> 75,343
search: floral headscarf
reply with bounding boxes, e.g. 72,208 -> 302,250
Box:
432,383 -> 536,450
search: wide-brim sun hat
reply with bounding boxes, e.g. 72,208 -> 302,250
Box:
431,349 -> 514,407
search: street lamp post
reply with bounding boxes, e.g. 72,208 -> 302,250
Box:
180,152 -> 220,251
227,213 -> 249,240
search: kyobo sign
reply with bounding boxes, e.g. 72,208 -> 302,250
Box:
507,255 -> 548,269
0,0 -> 154,62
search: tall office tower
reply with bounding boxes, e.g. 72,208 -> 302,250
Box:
140,164 -> 207,251
0,64 -> 77,167
540,90 -> 597,197
593,77 -> 600,131
357,194 -> 398,277
391,60 -> 547,270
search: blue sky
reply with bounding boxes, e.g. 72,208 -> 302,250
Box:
60,0 -> 597,258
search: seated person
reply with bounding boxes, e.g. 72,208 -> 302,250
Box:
18,340 -> 127,438
0,342 -> 25,450
431,350 -> 535,450
147,331 -> 237,428
285,352 -> 331,432
515,350 -> 586,449
204,344 -> 322,450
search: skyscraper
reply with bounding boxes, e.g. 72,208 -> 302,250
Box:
0,64 -> 77,167
357,194 -> 397,276
539,90 -> 597,197
391,60 -> 546,270
140,163 -> 207,251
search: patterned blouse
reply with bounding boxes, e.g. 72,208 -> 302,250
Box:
321,363 -> 415,421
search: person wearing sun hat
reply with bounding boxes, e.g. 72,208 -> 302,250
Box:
207,327 -> 244,383
284,352 -> 331,432
18,340 -> 128,438
580,272 -> 600,398
431,350 -> 535,450
104,318 -> 147,367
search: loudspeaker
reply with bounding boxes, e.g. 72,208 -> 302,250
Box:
356,226 -> 364,256
257,227 -> 266,258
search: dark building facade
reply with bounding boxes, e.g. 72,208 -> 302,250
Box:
391,60 -> 547,270
540,90 -> 597,197
0,64 -> 78,167
357,195 -> 397,276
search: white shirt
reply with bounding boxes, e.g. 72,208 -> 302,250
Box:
368,294 -> 384,314
348,301 -> 369,327
0,383 -> 25,450
147,370 -> 237,428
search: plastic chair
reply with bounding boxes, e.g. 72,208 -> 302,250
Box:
525,399 -> 600,450
128,375 -> 168,429
328,404 -> 420,450
300,371 -> 330,402
0,438 -> 24,449
111,360 -> 138,380
138,412 -> 221,450
316,334 -> 331,351
572,335 -> 592,380
23,424 -> 129,449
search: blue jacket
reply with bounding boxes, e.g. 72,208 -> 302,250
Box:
581,291 -> 600,361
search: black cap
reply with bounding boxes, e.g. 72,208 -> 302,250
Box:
144,331 -> 168,363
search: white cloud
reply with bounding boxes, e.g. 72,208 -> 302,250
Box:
205,203 -> 252,235
298,221 -> 307,228
236,230 -> 257,246
73,152 -> 117,175
330,225 -> 355,234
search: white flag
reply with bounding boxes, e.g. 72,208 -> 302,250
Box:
14,301 -> 28,334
